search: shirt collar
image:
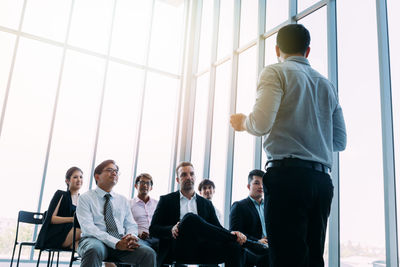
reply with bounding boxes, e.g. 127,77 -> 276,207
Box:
134,196 -> 154,203
285,56 -> 310,66
179,190 -> 196,201
249,196 -> 264,206
95,186 -> 115,198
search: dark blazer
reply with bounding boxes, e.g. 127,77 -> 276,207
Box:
36,190 -> 78,249
230,197 -> 264,242
149,190 -> 222,264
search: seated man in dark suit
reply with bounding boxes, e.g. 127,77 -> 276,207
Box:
150,162 -> 267,267
230,169 -> 269,267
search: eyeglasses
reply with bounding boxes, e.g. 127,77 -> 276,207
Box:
137,181 -> 151,186
103,168 -> 120,175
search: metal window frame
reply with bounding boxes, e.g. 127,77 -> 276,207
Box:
254,0 -> 267,170
223,0 -> 241,228
169,0 -> 196,191
376,0 -> 399,266
326,0 -> 340,266
88,0 -> 118,190
0,0 -> 27,139
202,0 -> 221,179
130,0 -> 156,198
32,0 -> 76,260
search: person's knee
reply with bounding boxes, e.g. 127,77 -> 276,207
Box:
133,244 -> 156,264
79,238 -> 107,260
180,213 -> 201,229
181,212 -> 198,223
140,244 -> 157,259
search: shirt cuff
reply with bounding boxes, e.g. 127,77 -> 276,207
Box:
105,236 -> 120,249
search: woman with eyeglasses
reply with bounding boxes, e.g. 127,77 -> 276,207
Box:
36,166 -> 83,250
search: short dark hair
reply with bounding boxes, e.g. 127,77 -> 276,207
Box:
248,169 -> 265,185
277,24 -> 310,55
198,179 -> 215,192
94,160 -> 118,184
175,161 -> 194,176
135,173 -> 153,186
65,166 -> 82,189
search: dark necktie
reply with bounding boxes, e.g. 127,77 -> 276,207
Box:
104,193 -> 121,239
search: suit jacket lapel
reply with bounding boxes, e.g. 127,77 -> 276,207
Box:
246,197 -> 262,226
172,191 -> 181,222
196,194 -> 206,218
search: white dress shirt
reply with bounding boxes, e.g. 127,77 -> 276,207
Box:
77,187 -> 138,249
130,197 -> 158,235
179,191 -> 198,219
245,56 -> 346,168
214,207 -> 223,225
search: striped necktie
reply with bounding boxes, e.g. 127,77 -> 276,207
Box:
104,193 -> 121,239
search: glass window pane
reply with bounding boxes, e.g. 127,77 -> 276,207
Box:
265,0 -> 289,31
0,32 -> 16,112
265,33 -> 277,66
300,8 -> 328,78
197,0 -> 214,71
387,0 -> 400,259
0,0 -> 24,30
217,0 -> 233,59
209,61 -> 231,220
239,0 -> 258,47
68,0 -> 114,54
298,0 -> 318,13
148,0 -> 184,74
110,0 -> 152,64
95,62 -> 144,197
232,47 -> 257,203
136,72 -> 179,199
0,37 -> 62,259
191,72 -> 210,189
338,0 -> 386,265
41,50 -> 105,212
22,0 -> 71,42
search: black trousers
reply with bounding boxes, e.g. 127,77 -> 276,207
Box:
170,213 -> 245,267
244,248 -> 269,267
263,166 -> 333,267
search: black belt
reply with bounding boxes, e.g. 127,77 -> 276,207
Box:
265,158 -> 331,174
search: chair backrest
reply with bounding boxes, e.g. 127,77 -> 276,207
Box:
18,211 -> 44,225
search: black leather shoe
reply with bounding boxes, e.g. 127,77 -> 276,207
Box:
242,240 -> 269,254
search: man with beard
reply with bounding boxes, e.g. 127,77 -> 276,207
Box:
150,162 -> 267,267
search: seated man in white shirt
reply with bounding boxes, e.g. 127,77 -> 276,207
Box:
76,159 -> 156,267
198,179 -> 222,224
130,173 -> 159,249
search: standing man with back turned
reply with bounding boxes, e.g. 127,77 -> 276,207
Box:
230,24 -> 346,267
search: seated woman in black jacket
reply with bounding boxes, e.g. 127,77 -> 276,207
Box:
36,167 -> 83,250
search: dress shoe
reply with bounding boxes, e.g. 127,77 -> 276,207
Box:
242,239 -> 269,254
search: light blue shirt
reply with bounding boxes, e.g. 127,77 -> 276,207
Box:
245,56 -> 347,168
249,196 -> 267,238
77,187 -> 138,249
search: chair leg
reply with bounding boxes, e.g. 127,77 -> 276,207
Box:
16,245 -> 23,267
69,250 -> 75,267
9,243 -> 17,267
36,250 -> 43,267
50,251 -> 55,267
56,251 -> 60,267
47,251 -> 51,267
